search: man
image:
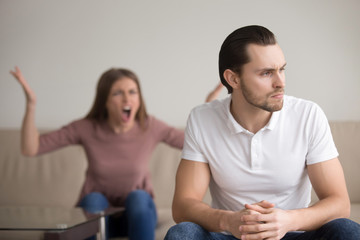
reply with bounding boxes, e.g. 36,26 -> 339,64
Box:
165,25 -> 360,240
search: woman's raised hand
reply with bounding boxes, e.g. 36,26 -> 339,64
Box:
10,66 -> 37,105
10,66 -> 39,156
205,82 -> 224,103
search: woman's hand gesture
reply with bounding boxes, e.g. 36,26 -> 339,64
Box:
205,82 -> 223,103
10,66 -> 39,156
10,66 -> 37,105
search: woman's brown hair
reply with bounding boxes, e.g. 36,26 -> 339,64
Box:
85,68 -> 148,130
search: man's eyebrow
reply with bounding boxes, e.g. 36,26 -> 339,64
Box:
255,63 -> 287,72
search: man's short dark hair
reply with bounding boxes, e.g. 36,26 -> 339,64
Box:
219,25 -> 277,93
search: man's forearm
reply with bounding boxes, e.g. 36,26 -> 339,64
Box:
291,196 -> 350,231
173,197 -> 232,233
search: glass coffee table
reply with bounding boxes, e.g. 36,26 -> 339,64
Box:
0,206 -> 124,240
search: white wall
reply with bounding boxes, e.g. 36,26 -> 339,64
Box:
1,0 -> 359,128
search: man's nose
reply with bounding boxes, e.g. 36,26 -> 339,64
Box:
272,72 -> 285,89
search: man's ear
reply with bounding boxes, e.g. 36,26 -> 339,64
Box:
223,69 -> 240,89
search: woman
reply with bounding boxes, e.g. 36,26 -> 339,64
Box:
10,66 -> 222,240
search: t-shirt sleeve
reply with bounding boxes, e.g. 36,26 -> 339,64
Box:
181,109 -> 208,163
306,104 -> 339,165
37,120 -> 82,155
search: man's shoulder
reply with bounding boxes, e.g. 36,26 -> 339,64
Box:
283,95 -> 320,112
284,95 -> 315,105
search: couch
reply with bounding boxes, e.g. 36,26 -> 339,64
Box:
0,121 -> 359,240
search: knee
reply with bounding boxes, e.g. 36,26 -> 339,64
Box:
165,222 -> 206,240
125,190 -> 154,214
125,190 -> 151,207
127,190 -> 150,200
323,218 -> 360,239
79,192 -> 109,213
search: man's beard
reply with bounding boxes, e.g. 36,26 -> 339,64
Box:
241,80 -> 284,112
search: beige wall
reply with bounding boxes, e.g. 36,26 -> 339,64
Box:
1,0 -> 359,128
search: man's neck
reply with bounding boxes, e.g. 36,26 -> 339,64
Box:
230,94 -> 272,134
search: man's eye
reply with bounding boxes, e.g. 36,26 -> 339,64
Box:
129,90 -> 138,94
262,71 -> 271,76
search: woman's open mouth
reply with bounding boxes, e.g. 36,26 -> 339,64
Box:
122,106 -> 132,122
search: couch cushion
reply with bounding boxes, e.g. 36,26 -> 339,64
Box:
350,203 -> 360,224
149,143 -> 182,209
329,122 -> 360,202
0,129 -> 87,207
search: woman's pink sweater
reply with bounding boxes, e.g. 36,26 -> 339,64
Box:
37,116 -> 184,206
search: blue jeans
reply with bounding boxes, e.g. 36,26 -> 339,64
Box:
165,218 -> 360,240
79,190 -> 157,240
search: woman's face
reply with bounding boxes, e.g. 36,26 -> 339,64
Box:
106,77 -> 140,129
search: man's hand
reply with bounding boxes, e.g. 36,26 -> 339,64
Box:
223,201 -> 275,239
239,200 -> 293,240
224,208 -> 260,239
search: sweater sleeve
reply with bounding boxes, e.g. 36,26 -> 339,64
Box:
149,116 -> 184,149
37,119 -> 84,155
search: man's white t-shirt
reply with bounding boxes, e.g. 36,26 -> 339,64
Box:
181,95 -> 338,211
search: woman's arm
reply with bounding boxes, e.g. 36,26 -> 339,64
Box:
158,83 -> 223,149
205,83 -> 223,103
10,66 -> 39,156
